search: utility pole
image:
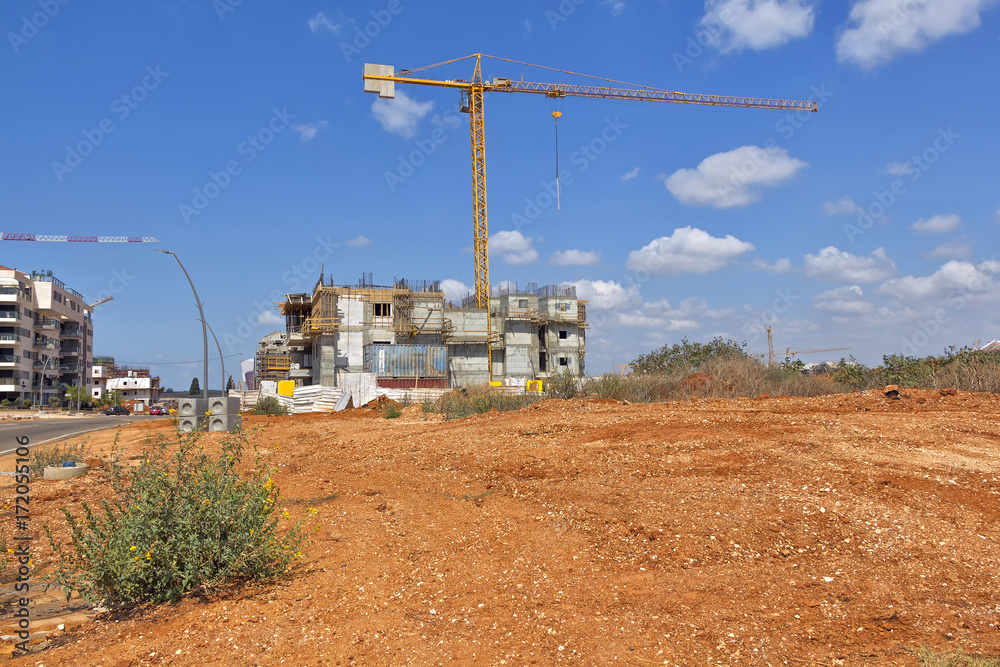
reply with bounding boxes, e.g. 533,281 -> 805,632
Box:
156,250 -> 209,402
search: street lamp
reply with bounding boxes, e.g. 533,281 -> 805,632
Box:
155,249 -> 208,402
204,320 -> 226,396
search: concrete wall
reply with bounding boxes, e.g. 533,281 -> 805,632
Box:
448,342 -> 489,387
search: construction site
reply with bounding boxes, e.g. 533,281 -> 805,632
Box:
256,274 -> 587,392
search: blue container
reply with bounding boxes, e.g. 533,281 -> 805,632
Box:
363,344 -> 447,378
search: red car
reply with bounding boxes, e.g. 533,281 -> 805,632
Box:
148,406 -> 166,415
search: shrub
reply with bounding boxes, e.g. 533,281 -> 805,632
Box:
383,404 -> 402,419
0,398 -> 9,408
420,400 -> 434,414
30,440 -> 91,476
434,386 -> 543,419
44,429 -> 305,606
909,645 -> 1000,666
631,336 -> 748,376
252,395 -> 288,416
830,347 -> 1000,392
547,370 -> 581,399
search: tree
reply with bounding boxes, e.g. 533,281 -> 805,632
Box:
64,384 -> 89,412
631,336 -> 748,375
48,396 -> 61,409
105,390 -> 123,406
226,375 -> 234,391
189,377 -> 201,396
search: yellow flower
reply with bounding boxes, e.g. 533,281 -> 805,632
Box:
295,552 -> 303,559
282,511 -> 290,519
130,545 -> 137,551
205,410 -> 213,415
249,529 -> 254,536
134,556 -> 139,562
308,507 -> 318,515
145,552 -> 151,561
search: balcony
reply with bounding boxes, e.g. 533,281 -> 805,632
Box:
0,333 -> 17,345
34,316 -> 59,329
61,326 -> 83,338
0,311 -> 21,322
0,287 -> 22,301
34,338 -> 57,349
59,363 -> 81,374
0,354 -> 21,365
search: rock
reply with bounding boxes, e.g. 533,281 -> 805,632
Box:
755,394 -> 771,401
915,397 -> 927,405
939,388 -> 958,396
884,385 -> 900,399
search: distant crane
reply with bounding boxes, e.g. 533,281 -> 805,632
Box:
363,53 -> 819,379
88,296 -> 114,308
0,233 -> 158,243
784,347 -> 851,363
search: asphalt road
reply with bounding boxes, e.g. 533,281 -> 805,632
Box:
0,416 -> 167,457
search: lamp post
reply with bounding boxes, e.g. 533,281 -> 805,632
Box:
204,320 -> 226,397
155,250 -> 208,402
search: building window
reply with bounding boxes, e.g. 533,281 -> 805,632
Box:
374,303 -> 392,317
518,299 -> 528,309
559,357 -> 568,366
558,304 -> 568,312
559,330 -> 568,340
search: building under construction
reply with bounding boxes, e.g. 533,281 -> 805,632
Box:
256,274 -> 587,389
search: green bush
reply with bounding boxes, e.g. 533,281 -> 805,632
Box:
631,336 -> 748,375
252,395 -> 288,416
44,429 -> 305,606
383,404 -> 402,419
831,347 -> 1000,392
0,398 -> 9,408
30,440 -> 91,476
546,370 -> 581,399
434,386 -> 543,420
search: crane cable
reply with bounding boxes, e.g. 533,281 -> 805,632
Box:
553,110 -> 562,210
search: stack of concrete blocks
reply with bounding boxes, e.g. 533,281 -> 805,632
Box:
177,398 -> 208,434
208,395 -> 241,432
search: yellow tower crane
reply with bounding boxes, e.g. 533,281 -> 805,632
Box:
363,53 -> 818,375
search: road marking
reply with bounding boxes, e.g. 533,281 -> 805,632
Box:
0,423 -> 129,457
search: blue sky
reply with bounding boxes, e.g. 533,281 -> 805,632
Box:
2,0 -> 999,390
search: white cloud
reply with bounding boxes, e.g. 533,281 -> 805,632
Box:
614,312 -> 700,330
877,260 -> 999,301
699,0 -> 817,52
926,237 -> 974,260
664,145 -> 807,208
255,310 -> 283,326
626,226 -> 755,275
566,279 -> 640,310
292,120 -> 328,142
822,196 -> 863,215
911,214 -> 960,234
441,279 -> 470,304
371,91 -> 435,139
803,246 -> 897,283
491,230 -> 538,265
308,12 -> 341,33
752,257 -> 792,273
813,285 -> 874,315
885,161 -> 916,175
550,249 -> 601,267
621,167 -> 640,181
837,0 -> 996,69
345,235 -> 370,248
603,0 -> 625,16
649,296 -> 733,319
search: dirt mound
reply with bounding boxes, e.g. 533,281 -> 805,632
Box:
681,371 -> 710,390
4,389 -> 1000,665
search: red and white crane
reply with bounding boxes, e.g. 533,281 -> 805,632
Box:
0,233 -> 158,243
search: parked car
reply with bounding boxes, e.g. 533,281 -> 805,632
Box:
148,406 -> 165,415
105,405 -> 130,416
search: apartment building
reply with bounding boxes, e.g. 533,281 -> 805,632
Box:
257,274 -> 587,389
91,356 -> 162,404
0,266 -> 94,405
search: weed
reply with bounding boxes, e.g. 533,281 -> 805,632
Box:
30,440 -> 91,476
383,404 -> 402,419
44,429 -> 306,606
434,386 -> 543,420
420,400 -> 434,414
909,646 -> 1000,666
252,395 -> 288,416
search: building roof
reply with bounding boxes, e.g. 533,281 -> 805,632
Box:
980,340 -> 1000,352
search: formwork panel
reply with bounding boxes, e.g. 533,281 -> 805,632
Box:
363,344 -> 447,378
